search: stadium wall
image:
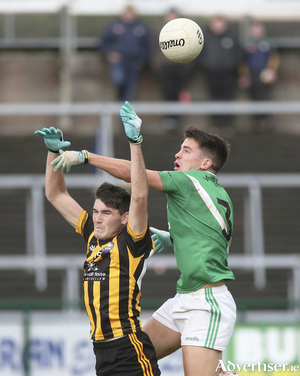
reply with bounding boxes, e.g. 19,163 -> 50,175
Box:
1,311 -> 299,376
0,48 -> 299,136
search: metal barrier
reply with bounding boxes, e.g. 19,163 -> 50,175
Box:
1,100 -> 300,155
1,172 -> 300,312
0,11 -> 300,50
0,101 -> 300,313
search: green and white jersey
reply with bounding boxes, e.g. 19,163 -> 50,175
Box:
158,169 -> 235,293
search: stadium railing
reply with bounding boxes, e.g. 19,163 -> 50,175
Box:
0,101 -> 300,315
1,172 -> 300,309
1,100 -> 300,154
0,11 -> 300,50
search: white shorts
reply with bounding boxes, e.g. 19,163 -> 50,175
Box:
152,285 -> 236,351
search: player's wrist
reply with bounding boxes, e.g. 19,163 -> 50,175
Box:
81,150 -> 90,164
48,148 -> 60,154
128,135 -> 143,145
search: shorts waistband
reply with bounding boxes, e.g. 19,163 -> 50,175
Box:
94,334 -> 126,344
202,280 -> 224,289
187,284 -> 228,297
93,336 -> 128,349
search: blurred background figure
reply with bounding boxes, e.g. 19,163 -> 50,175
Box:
151,8 -> 194,132
98,4 -> 151,101
238,21 -> 280,133
198,15 -> 242,137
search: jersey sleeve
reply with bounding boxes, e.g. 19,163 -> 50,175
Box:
76,209 -> 94,243
158,170 -> 191,205
158,171 -> 179,193
126,223 -> 153,258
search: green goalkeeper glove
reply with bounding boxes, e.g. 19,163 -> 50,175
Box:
34,127 -> 71,154
150,227 -> 173,254
51,150 -> 90,173
120,101 -> 143,144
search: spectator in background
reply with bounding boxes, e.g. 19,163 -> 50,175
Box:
198,15 -> 242,137
98,4 -> 151,101
238,21 -> 280,133
151,8 -> 193,132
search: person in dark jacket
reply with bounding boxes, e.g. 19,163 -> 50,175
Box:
98,5 -> 151,101
238,21 -> 280,132
198,16 -> 242,136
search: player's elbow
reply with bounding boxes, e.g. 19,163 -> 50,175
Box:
45,187 -> 62,206
123,167 -> 132,183
45,189 -> 56,205
123,175 -> 131,183
132,189 -> 148,203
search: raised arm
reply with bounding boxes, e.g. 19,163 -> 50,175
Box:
50,137 -> 164,192
89,153 -> 163,192
88,153 -> 132,182
128,143 -> 148,233
120,102 -> 148,234
35,127 -> 83,228
45,152 -> 83,228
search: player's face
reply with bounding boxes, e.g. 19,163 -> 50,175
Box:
92,199 -> 128,240
174,138 -> 208,172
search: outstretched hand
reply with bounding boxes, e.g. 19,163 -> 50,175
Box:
150,227 -> 173,254
51,150 -> 90,173
34,127 -> 71,153
120,101 -> 143,144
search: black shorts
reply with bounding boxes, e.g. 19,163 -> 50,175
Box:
93,331 -> 161,376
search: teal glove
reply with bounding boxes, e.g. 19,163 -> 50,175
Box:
35,127 -> 71,154
120,101 -> 143,144
51,150 -> 90,173
150,227 -> 173,254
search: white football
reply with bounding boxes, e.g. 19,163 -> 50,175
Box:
159,18 -> 204,63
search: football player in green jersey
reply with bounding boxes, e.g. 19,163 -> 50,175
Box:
51,102 -> 236,376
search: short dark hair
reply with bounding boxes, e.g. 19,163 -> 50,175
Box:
184,126 -> 231,173
95,182 -> 130,215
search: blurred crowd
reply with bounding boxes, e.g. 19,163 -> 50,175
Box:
98,5 -> 280,136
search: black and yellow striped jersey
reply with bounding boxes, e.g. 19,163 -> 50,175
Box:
76,209 -> 154,341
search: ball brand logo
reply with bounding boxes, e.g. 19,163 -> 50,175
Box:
159,18 -> 203,62
197,29 -> 203,44
160,38 -> 185,50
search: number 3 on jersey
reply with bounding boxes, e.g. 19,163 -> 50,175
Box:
217,198 -> 232,241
